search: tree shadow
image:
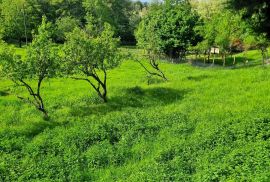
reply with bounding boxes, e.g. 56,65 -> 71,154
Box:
146,77 -> 166,85
112,86 -> 188,107
22,120 -> 63,139
0,90 -> 10,97
69,87 -> 190,117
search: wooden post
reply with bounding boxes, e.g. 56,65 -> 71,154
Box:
266,50 -> 269,64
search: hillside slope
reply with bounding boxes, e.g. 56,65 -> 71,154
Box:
0,49 -> 270,181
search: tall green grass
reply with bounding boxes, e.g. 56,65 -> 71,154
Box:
0,47 -> 270,181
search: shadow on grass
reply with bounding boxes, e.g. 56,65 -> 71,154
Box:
187,75 -> 211,82
22,120 -> 62,138
69,87 -> 190,117
0,118 -> 63,145
0,90 -> 10,96
147,77 -> 166,85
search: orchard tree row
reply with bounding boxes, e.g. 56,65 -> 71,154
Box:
0,17 -> 122,118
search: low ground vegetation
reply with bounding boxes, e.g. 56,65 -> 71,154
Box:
1,47 -> 270,181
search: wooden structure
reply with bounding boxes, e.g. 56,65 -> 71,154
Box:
210,46 -> 219,64
210,47 -> 219,54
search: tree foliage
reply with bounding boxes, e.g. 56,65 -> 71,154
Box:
83,0 -> 142,44
0,0 -> 29,46
54,16 -> 81,43
214,11 -> 244,65
190,0 -> 227,19
136,0 -> 200,59
227,0 -> 270,38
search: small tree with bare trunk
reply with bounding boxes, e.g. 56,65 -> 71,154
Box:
0,17 -> 59,118
63,23 -> 121,103
135,11 -> 167,82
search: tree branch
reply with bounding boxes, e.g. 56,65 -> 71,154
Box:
135,58 -> 167,81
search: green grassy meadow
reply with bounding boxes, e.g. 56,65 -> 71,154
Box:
1,47 -> 270,181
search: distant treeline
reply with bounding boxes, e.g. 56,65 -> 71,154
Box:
0,0 -> 148,46
0,0 -> 269,57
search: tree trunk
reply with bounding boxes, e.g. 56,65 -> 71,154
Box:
223,54 -> 226,67
102,94 -> 108,103
19,37 -> 22,48
36,77 -> 48,118
100,82 -> 107,103
243,51 -> 247,65
22,3 -> 28,46
39,107 -> 48,119
18,78 -> 48,118
169,49 -> 173,60
207,52 -> 210,63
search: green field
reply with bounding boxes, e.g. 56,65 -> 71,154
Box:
1,48 -> 270,181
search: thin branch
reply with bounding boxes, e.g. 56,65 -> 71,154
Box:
135,58 -> 167,81
70,76 -> 99,94
17,95 -> 39,109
